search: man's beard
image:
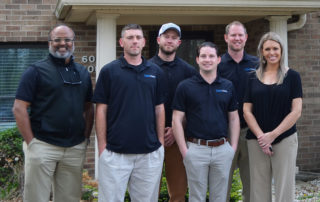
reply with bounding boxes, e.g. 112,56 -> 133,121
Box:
229,44 -> 244,52
49,45 -> 75,59
159,45 -> 177,56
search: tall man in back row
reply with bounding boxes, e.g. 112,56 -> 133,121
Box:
218,21 -> 259,202
149,22 -> 197,202
13,24 -> 94,202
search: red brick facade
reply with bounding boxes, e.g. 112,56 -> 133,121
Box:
288,12 -> 320,171
1,0 -> 319,175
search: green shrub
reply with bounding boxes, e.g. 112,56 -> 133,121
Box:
81,170 -> 98,201
230,168 -> 243,202
0,127 -> 24,200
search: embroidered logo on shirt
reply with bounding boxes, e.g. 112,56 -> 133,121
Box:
144,74 -> 156,78
244,67 -> 256,72
216,89 -> 228,93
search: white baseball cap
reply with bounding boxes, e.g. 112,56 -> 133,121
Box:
158,23 -> 181,37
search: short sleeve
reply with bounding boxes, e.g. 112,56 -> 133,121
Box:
15,66 -> 39,103
243,72 -> 255,103
228,84 -> 239,112
172,82 -> 187,112
92,66 -> 110,104
155,68 -> 167,105
289,70 -> 303,99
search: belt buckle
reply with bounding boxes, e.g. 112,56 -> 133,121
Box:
206,139 -> 217,146
206,138 -> 225,146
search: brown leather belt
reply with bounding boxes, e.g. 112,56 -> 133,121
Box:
187,137 -> 227,147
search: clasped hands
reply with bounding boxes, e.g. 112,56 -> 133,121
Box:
258,132 -> 275,156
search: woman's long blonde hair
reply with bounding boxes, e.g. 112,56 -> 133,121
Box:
256,32 -> 287,85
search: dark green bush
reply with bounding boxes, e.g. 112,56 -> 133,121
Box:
230,168 -> 243,202
0,127 -> 24,200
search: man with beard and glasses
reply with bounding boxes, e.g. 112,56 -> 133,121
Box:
149,22 -> 197,202
13,24 -> 94,202
217,21 -> 259,202
93,24 -> 166,202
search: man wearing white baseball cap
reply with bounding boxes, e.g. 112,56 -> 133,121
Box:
149,22 -> 197,202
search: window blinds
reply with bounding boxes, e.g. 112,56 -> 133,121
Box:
0,43 -> 48,130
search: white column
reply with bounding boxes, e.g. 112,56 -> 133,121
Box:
95,12 -> 119,179
96,13 -> 119,75
266,16 -> 291,67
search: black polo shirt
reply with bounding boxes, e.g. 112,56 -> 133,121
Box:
149,55 -> 197,127
218,52 -> 258,128
172,74 -> 238,140
15,54 -> 92,147
244,69 -> 303,144
92,56 -> 166,154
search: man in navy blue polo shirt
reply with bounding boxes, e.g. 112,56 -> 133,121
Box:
93,24 -> 166,202
218,21 -> 259,202
13,24 -> 94,202
149,22 -> 197,202
172,42 -> 240,202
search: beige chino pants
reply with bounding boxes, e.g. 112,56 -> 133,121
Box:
23,138 -> 87,202
247,133 -> 298,202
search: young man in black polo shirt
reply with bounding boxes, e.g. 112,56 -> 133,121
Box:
149,22 -> 197,202
172,42 -> 240,202
218,21 -> 259,202
93,24 -> 166,202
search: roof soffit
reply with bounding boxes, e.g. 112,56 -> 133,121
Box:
55,0 -> 320,25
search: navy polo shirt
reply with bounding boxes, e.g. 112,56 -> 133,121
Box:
149,55 -> 197,127
172,74 -> 238,140
218,52 -> 258,128
92,56 -> 166,154
15,54 -> 92,147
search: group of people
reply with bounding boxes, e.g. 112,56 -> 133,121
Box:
13,20 -> 302,202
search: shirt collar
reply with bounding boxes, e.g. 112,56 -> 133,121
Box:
119,55 -> 150,72
49,53 -> 74,67
194,73 -> 223,85
153,55 -> 177,67
224,51 -> 250,63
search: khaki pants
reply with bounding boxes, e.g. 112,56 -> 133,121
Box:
98,146 -> 164,202
183,141 -> 235,202
247,133 -> 298,202
164,143 -> 188,202
226,128 -> 250,202
23,138 -> 87,202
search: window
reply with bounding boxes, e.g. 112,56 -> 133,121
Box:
149,30 -> 214,68
0,43 -> 48,130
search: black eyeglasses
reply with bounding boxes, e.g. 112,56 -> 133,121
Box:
58,67 -> 82,85
49,38 -> 74,43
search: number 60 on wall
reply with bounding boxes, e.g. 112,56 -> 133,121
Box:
82,55 -> 96,73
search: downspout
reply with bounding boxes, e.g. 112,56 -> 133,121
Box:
287,14 -> 306,175
288,14 -> 307,31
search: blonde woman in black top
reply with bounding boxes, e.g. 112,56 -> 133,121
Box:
243,32 -> 302,202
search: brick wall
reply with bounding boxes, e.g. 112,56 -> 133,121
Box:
288,12 -> 320,172
1,0 -> 320,175
0,0 -> 58,42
